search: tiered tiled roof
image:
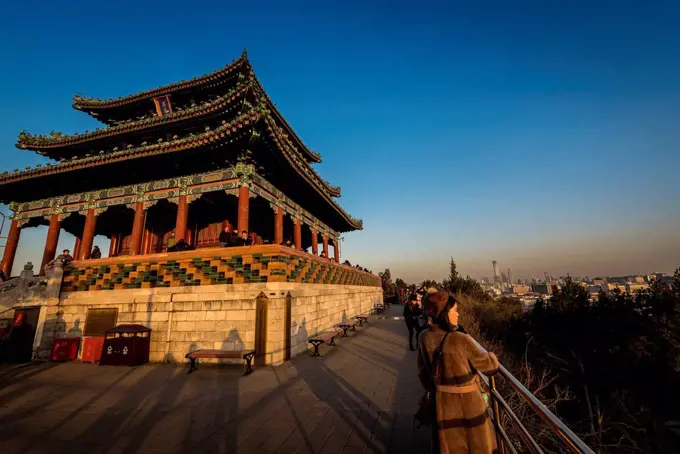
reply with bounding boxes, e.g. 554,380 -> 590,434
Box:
69,50 -> 321,164
3,52 -> 357,229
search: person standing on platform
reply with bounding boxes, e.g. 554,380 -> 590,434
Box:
404,294 -> 424,350
219,226 -> 232,247
419,291 -> 499,454
91,245 -> 101,259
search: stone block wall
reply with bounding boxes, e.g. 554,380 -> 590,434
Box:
38,283 -> 382,365
288,286 -> 381,358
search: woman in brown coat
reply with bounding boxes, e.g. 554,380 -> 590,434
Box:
418,291 -> 500,454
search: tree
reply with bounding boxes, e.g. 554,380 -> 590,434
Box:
379,268 -> 397,296
442,258 -> 490,302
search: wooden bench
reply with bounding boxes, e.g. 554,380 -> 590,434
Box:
308,330 -> 341,356
337,319 -> 360,337
354,314 -> 369,326
372,304 -> 386,314
185,349 -> 256,375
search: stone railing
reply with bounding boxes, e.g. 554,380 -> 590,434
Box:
0,263 -> 50,314
61,245 -> 380,292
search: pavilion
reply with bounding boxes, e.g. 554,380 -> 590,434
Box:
0,50 -> 366,278
0,51 -> 380,365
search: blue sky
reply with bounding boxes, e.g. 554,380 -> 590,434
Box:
1,1 -> 678,281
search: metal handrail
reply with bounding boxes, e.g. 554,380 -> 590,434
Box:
471,338 -> 595,454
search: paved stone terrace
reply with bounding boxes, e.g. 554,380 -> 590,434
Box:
0,306 -> 431,453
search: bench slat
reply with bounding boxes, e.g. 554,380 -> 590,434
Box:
187,349 -> 254,359
185,349 -> 256,375
309,331 -> 339,342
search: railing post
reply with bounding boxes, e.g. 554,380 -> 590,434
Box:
489,375 -> 506,454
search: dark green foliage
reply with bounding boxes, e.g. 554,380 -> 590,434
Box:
442,258 -> 491,302
511,274 -> 680,451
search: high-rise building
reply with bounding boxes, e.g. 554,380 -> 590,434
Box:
507,268 -> 512,286
492,261 -> 500,283
501,271 -> 507,284
544,272 -> 550,283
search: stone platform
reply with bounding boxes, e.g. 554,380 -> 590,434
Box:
0,305 -> 431,454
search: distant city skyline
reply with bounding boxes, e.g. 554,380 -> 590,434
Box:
1,2 -> 679,280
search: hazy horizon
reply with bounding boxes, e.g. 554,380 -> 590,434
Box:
1,2 -> 679,281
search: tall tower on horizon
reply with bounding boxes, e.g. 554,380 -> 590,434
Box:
492,261 -> 500,283
508,268 -> 513,285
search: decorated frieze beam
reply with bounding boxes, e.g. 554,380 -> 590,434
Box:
9,165 -> 339,240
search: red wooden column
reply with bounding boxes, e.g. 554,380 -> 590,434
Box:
108,234 -> 120,257
73,236 -> 82,260
311,228 -> 319,255
322,235 -> 329,257
237,186 -> 249,234
274,207 -> 283,245
1,219 -> 21,277
333,239 -> 340,262
174,195 -> 188,241
142,228 -> 153,254
294,218 -> 302,250
41,214 -> 61,273
79,209 -> 97,260
129,201 -> 146,255
185,225 -> 194,246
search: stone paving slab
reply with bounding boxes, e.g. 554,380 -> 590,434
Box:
0,306 -> 432,453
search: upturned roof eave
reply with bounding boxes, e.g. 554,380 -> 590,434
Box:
71,51 -> 249,112
16,83 -> 253,155
70,53 -> 323,165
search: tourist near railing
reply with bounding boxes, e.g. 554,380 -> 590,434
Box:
471,338 -> 595,454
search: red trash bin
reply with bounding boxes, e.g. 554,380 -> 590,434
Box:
81,336 -> 105,363
51,337 -> 81,361
99,325 -> 151,366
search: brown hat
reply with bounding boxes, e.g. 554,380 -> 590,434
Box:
424,291 -> 452,319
